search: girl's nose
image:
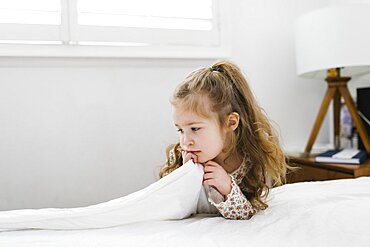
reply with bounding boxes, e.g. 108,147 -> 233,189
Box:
182,134 -> 194,147
186,140 -> 194,146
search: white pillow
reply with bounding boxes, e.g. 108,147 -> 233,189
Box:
0,160 -> 204,231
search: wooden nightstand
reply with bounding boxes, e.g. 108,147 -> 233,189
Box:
286,155 -> 370,183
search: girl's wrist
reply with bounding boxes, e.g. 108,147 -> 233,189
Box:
222,176 -> 232,197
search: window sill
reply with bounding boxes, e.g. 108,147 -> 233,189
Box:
0,43 -> 230,59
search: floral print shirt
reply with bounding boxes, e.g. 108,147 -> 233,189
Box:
207,160 -> 256,220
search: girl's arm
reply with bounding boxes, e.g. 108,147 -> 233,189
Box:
203,161 -> 256,220
208,175 -> 256,220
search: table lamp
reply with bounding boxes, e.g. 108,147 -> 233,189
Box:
295,2 -> 370,156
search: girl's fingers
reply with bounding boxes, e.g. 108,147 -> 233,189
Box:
203,165 -> 216,173
183,152 -> 191,163
189,153 -> 197,163
203,178 -> 216,187
205,160 -> 220,167
183,152 -> 198,164
193,154 -> 198,163
204,161 -> 222,172
203,173 -> 214,180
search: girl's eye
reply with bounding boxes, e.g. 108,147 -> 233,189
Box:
177,129 -> 183,133
191,127 -> 200,132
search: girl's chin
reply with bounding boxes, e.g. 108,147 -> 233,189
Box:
192,157 -> 204,163
196,157 -> 212,164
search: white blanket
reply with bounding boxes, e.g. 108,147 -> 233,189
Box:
1,177 -> 370,247
0,160 -> 204,231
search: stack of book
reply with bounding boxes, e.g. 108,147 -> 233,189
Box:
315,149 -> 368,164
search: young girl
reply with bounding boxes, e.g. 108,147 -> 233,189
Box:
159,60 -> 288,220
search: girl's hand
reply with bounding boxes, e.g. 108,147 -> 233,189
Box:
203,161 -> 232,197
182,151 -> 198,164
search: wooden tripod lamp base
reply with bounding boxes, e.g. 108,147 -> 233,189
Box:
304,71 -> 370,156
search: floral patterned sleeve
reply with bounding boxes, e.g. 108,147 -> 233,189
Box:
208,175 -> 256,220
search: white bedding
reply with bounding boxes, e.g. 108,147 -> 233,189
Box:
0,160 -> 204,231
1,169 -> 370,246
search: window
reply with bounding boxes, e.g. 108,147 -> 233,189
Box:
0,0 -> 62,43
0,0 -> 229,58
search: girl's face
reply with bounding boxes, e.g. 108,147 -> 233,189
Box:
172,105 -> 227,164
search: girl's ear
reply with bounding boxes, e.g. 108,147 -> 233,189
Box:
227,112 -> 240,131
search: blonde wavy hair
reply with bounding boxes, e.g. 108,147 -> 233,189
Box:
159,60 -> 289,211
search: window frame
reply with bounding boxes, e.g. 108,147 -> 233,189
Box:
0,0 -> 230,58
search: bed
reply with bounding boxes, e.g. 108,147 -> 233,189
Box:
1,161 -> 370,247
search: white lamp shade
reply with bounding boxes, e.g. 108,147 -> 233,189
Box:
295,2 -> 370,78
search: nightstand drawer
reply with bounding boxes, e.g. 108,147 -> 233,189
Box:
286,155 -> 370,183
288,163 -> 353,183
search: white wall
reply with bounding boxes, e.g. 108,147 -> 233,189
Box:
0,58 -> 210,210
0,0 -> 368,210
